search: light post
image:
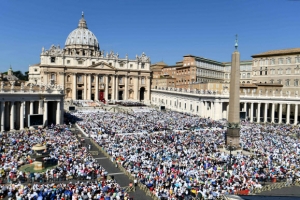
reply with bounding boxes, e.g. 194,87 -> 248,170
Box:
228,140 -> 234,170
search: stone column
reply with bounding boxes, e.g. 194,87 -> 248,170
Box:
243,102 -> 247,112
20,101 -> 24,130
250,102 -> 254,122
111,75 -> 115,100
84,74 -> 87,100
286,103 -> 291,124
214,101 -> 221,120
95,74 -> 99,101
264,103 -> 268,123
0,102 -> 4,132
59,72 -> 65,88
115,75 -> 119,100
87,74 -> 91,100
257,103 -> 261,123
271,103 -> 275,123
56,101 -> 61,125
135,76 -> 139,101
38,100 -> 43,114
44,101 -> 48,126
279,103 -> 283,123
124,75 -> 128,100
146,76 -> 151,103
105,75 -> 109,101
294,104 -> 298,125
10,101 -> 15,131
72,73 -> 77,100
30,101 -> 34,114
226,103 -> 229,120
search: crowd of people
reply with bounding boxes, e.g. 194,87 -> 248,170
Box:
73,109 -> 300,199
0,125 -> 132,200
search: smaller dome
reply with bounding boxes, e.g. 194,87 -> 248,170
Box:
65,12 -> 99,50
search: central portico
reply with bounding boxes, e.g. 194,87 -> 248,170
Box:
28,13 -> 151,103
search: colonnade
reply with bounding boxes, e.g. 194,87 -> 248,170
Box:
240,102 -> 299,125
71,73 -> 151,102
0,100 -> 62,131
151,90 -> 300,124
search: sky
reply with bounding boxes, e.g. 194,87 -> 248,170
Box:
0,0 -> 300,73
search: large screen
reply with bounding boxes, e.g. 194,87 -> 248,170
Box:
240,111 -> 246,120
28,114 -> 44,126
69,106 -> 75,111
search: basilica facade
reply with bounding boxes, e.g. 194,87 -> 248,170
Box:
28,13 -> 151,103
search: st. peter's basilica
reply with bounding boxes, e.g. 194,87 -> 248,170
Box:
28,13 -> 151,103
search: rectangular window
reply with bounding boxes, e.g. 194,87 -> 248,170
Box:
120,63 -> 124,67
130,64 -> 133,68
92,61 -> 95,65
279,58 -> 283,64
67,60 -> 70,64
141,63 -> 145,69
51,57 -> 55,63
296,57 -> 300,63
271,59 -> 275,65
78,61 -> 83,65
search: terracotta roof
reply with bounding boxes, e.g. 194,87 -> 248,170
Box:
252,48 -> 300,57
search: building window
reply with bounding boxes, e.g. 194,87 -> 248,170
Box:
34,68 -> 37,72
92,61 -> 95,65
270,59 -> 275,65
287,58 -> 291,64
278,79 -> 282,84
119,77 -> 122,84
51,73 -> 56,80
78,61 -> 83,65
91,76 -> 95,82
141,77 -> 145,84
141,63 -> 145,69
265,67 -> 268,75
78,75 -> 83,82
295,66 -> 300,74
242,73 -> 246,78
259,60 -> 264,66
265,60 -> 268,65
270,69 -> 275,75
286,68 -> 291,74
278,58 -> 283,64
295,79 -> 299,86
67,60 -> 70,64
130,64 -> 133,68
296,57 -> 300,63
120,63 -> 124,67
278,68 -> 283,75
247,73 -> 250,78
51,57 -> 55,63
270,79 -> 274,84
285,79 -> 290,86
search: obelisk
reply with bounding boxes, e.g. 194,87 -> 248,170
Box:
226,35 -> 240,148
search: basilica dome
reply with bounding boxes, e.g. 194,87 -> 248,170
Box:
65,13 -> 99,50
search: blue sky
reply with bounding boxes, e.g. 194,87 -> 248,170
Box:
0,0 -> 299,72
